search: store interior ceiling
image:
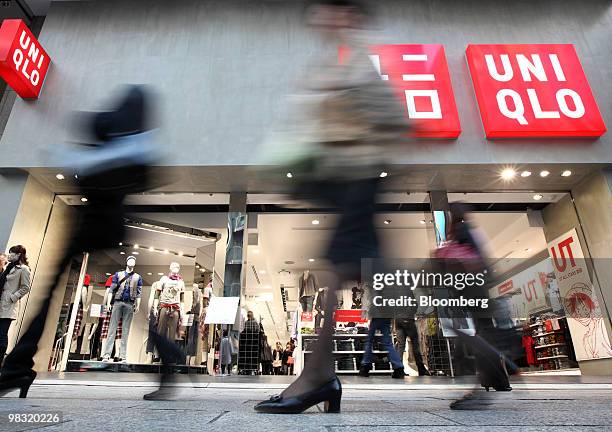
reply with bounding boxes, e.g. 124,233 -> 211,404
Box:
65,191 -> 561,343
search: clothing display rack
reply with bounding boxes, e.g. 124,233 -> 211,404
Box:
522,315 -> 575,371
238,324 -> 261,375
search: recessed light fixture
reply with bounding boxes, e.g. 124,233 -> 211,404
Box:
561,170 -> 572,177
533,194 -> 543,201
149,246 -> 154,252
419,220 -> 426,225
199,268 -> 205,272
178,251 -> 184,256
132,251 -> 139,255
383,220 -> 391,225
157,272 -> 164,276
120,251 -> 126,255
379,171 -> 388,178
118,242 -> 123,246
540,170 -> 550,178
520,171 -> 532,177
196,264 -> 200,268
55,173 -> 65,180
163,249 -> 169,254
311,219 -> 320,225
80,197 -> 88,202
308,258 -> 315,262
147,272 -> 152,276
286,172 -> 293,178
501,168 -> 516,181
134,244 -> 139,249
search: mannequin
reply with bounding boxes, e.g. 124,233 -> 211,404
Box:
186,284 -> 202,362
313,286 -> 327,331
153,262 -> 185,351
299,270 -> 318,313
101,256 -> 142,362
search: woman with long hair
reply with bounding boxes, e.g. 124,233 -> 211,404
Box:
0,246 -> 31,370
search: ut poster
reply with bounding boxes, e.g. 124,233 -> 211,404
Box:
547,229 -> 612,361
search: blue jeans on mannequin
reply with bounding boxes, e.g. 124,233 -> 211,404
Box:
361,318 -> 403,370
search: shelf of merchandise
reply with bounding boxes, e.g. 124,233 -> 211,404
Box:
534,331 -> 564,337
534,343 -> 566,349
537,355 -> 568,361
303,350 -> 388,354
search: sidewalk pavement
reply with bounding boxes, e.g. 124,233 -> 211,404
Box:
0,373 -> 610,431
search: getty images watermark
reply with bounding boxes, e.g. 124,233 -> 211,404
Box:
371,269 -> 490,309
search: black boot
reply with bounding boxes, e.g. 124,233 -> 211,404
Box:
392,367 -> 405,379
358,365 -> 371,377
417,364 -> 431,376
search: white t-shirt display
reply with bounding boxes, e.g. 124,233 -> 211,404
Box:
157,276 -> 185,305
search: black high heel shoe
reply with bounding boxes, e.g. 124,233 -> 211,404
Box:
254,376 -> 342,414
0,373 -> 36,398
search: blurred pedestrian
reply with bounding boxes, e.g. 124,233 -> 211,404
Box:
255,0 -> 408,414
0,246 -> 31,369
436,203 -> 516,410
0,253 -> 7,271
0,86 -> 161,399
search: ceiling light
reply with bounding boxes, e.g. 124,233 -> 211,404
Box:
286,172 -> 293,178
419,220 -> 426,225
105,273 -> 111,276
533,194 -> 543,201
178,251 -> 184,256
196,264 -> 200,268
80,197 -> 88,202
158,272 -> 164,276
120,251 -> 126,255
561,170 -> 572,177
199,268 -> 205,272
163,249 -> 169,254
383,220 -> 391,225
379,171 -> 388,178
308,258 -> 315,262
133,244 -> 139,249
520,171 -> 532,177
149,246 -> 154,252
118,242 -> 123,246
55,173 -> 65,180
540,170 -> 550,177
501,168 -> 516,181
132,251 -> 139,255
311,219 -> 320,225
147,272 -> 152,276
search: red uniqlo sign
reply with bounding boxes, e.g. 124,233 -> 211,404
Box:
466,44 -> 606,138
368,44 -> 461,138
0,19 -> 51,99
340,44 -> 461,138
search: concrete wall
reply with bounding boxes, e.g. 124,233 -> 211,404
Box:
0,0 -> 610,168
0,173 -> 28,251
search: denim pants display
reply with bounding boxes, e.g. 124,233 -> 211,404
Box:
102,301 -> 134,359
300,296 -> 314,313
361,318 -> 403,370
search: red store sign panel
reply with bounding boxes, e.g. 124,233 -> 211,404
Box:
0,19 -> 51,99
368,44 -> 461,138
466,44 -> 606,138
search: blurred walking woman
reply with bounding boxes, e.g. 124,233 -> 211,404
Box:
0,246 -> 31,367
255,0 -> 408,414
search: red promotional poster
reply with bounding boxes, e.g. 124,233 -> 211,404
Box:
466,44 -> 606,138
341,44 -> 461,138
0,19 -> 51,99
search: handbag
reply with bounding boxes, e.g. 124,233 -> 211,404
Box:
287,356 -> 294,365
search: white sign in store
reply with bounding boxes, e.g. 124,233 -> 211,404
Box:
204,296 -> 240,325
547,228 -> 612,361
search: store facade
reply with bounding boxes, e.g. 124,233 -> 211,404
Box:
0,0 -> 611,377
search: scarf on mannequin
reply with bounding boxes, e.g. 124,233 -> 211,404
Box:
0,262 -> 17,292
168,273 -> 182,281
